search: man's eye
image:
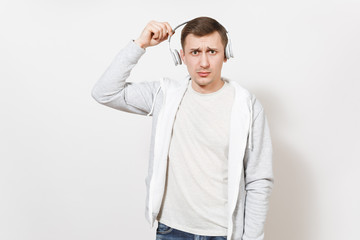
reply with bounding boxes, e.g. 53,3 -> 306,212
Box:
192,50 -> 199,55
209,50 -> 216,54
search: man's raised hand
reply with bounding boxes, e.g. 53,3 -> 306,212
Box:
134,20 -> 174,49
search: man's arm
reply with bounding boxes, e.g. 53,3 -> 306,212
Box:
91,21 -> 173,115
242,98 -> 274,240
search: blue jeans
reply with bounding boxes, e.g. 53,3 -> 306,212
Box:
156,222 -> 227,240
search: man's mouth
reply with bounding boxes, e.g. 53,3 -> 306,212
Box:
197,72 -> 210,77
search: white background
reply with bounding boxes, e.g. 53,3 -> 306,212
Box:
1,0 -> 359,240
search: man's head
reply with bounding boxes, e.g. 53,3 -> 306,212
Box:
179,17 -> 229,93
180,17 -> 228,55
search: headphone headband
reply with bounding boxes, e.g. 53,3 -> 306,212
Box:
168,21 -> 188,53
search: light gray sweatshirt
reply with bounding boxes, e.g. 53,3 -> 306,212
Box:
91,40 -> 274,240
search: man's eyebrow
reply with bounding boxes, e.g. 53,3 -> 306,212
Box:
207,47 -> 218,51
189,47 -> 219,51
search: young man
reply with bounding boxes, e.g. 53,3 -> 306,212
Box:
92,17 -> 274,240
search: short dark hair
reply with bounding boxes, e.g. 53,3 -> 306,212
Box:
181,16 -> 228,51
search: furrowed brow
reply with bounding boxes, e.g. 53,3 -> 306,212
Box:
189,47 -> 218,52
207,47 -> 218,51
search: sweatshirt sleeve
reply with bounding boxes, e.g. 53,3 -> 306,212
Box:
242,98 -> 274,240
91,40 -> 161,116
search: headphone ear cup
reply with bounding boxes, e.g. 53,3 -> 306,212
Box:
170,49 -> 182,66
225,32 -> 234,59
227,38 -> 234,58
170,50 -> 178,66
225,40 -> 234,59
174,49 -> 182,65
225,44 -> 230,60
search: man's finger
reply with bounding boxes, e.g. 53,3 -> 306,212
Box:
155,22 -> 168,40
151,24 -> 162,40
164,22 -> 174,37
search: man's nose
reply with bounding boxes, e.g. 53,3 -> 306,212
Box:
200,53 -> 210,68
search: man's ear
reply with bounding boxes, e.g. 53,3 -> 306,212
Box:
180,49 -> 186,65
223,50 -> 227,63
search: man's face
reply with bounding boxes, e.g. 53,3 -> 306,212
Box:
180,31 -> 227,92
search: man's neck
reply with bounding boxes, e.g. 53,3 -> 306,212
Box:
191,78 -> 225,94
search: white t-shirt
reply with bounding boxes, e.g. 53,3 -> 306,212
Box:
157,79 -> 235,236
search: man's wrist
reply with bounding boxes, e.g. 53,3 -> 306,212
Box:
134,39 -> 147,49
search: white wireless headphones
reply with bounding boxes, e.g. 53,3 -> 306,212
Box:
168,20 -> 234,66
